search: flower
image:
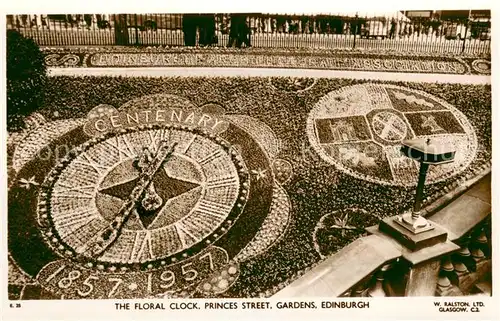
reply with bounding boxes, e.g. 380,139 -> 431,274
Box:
329,212 -> 358,238
18,176 -> 39,189
250,168 -> 268,181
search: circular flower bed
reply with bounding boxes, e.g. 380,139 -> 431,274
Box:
313,208 -> 380,257
306,84 -> 478,187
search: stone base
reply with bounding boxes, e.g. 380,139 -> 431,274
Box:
395,213 -> 435,234
379,216 -> 448,251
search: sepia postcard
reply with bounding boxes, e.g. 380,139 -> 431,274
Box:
2,0 -> 497,320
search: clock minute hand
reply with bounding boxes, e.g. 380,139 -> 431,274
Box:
78,141 -> 178,258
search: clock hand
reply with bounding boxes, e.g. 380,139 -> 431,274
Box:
77,141 -> 178,258
136,147 -> 164,212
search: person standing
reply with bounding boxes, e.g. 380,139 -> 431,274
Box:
227,14 -> 241,47
182,14 -> 197,46
389,18 -> 396,39
84,14 -> 92,29
113,14 -> 129,45
198,14 -> 216,46
276,15 -> 286,33
240,16 -> 251,47
227,14 -> 251,48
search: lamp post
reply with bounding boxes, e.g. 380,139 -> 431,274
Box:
396,137 -> 456,234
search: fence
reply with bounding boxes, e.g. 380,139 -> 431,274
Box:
6,13 -> 491,55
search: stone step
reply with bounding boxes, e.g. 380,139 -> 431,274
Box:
471,281 -> 492,296
456,259 -> 491,294
436,284 -> 464,296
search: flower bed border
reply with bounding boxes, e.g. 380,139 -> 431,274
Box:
41,46 -> 490,75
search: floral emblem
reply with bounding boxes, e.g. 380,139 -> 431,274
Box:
307,84 -> 477,186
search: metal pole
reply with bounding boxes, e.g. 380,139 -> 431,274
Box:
135,14 -> 139,45
461,20 -> 469,53
462,10 -> 471,53
412,162 -> 429,218
352,13 -> 358,49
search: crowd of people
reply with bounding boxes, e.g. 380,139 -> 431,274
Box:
8,13 -> 490,46
183,14 -> 485,47
181,14 -> 252,47
216,15 -> 485,39
8,14 -> 112,30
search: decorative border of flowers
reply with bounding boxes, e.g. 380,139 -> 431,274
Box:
471,59 -> 491,74
40,47 -> 490,75
12,119 -> 85,172
44,53 -> 81,67
40,45 -> 490,59
234,184 -> 291,263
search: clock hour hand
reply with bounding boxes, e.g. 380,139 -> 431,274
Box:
77,141 -> 178,258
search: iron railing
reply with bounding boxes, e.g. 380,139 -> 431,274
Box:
6,13 -> 491,55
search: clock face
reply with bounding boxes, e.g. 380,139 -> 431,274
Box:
8,101 -> 287,299
44,127 -> 246,266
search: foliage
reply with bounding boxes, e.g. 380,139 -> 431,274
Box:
7,30 -> 47,130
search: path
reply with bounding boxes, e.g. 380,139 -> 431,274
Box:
48,67 -> 491,85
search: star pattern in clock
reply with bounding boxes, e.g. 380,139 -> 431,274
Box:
98,161 -> 200,229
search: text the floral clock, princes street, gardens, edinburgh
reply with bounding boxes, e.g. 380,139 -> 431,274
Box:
8,94 -> 293,299
306,84 -> 478,186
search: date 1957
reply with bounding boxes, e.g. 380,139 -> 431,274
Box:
36,246 -> 228,299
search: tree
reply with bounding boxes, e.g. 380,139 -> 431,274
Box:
6,29 -> 47,130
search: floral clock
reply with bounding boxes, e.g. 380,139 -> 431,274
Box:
8,94 -> 292,299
